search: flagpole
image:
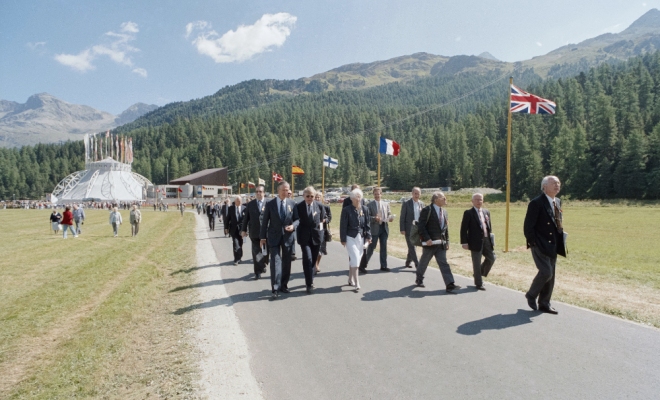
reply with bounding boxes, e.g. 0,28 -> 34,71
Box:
378,133 -> 381,187
272,172 -> 274,198
505,77 -> 513,253
292,172 -> 295,196
322,153 -> 326,197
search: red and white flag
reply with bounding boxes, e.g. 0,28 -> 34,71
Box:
272,172 -> 283,181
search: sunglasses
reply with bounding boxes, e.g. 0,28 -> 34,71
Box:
305,195 -> 314,198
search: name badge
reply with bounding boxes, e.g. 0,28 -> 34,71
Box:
313,211 -> 317,216
288,205 -> 291,212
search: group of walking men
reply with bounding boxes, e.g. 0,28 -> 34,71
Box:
209,175 -> 565,313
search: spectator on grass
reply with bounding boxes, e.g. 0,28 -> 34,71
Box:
50,209 -> 62,234
130,205 -> 142,237
61,206 -> 77,239
72,204 -> 85,235
109,207 -> 123,237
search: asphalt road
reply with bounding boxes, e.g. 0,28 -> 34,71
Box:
189,225 -> 660,399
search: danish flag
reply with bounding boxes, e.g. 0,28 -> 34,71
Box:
510,85 -> 556,115
272,172 -> 283,182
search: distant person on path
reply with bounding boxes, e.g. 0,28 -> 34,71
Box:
130,205 -> 142,237
61,206 -> 77,239
314,192 -> 331,274
109,207 -> 123,237
154,203 -> 157,211
228,197 -> 246,265
221,199 -> 231,237
364,187 -> 394,272
260,181 -> 300,299
72,204 -> 85,235
340,188 -> 371,291
524,176 -> 566,315
415,191 -> 461,292
400,187 -> 424,269
460,193 -> 496,291
206,201 -> 217,231
296,186 -> 326,294
50,209 -> 62,234
242,186 -> 269,279
180,203 -> 185,216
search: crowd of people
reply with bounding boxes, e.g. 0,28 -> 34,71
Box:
207,176 -> 565,314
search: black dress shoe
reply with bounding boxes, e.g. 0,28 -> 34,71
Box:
306,287 -> 313,294
476,285 -> 486,291
539,306 -> 558,314
380,267 -> 391,272
281,288 -> 290,293
415,280 -> 425,288
405,264 -> 413,268
272,291 -> 279,299
233,261 -> 239,265
358,268 -> 367,274
262,267 -> 267,273
255,273 -> 261,280
525,293 -> 538,311
292,256 -> 297,261
446,283 -> 462,292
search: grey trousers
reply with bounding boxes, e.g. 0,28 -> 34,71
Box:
112,222 -> 119,236
527,246 -> 556,308
365,228 -> 388,268
470,237 -> 496,286
131,222 -> 140,236
404,233 -> 419,267
75,220 -> 83,234
250,238 -> 268,275
416,245 -> 454,285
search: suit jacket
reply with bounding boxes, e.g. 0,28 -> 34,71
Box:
296,200 -> 326,246
460,207 -> 492,251
400,199 -> 425,233
259,197 -> 300,246
340,204 -> 372,243
221,204 -> 230,222
524,194 -> 566,258
242,198 -> 268,239
418,205 -> 448,243
367,200 -> 392,236
227,204 -> 246,237
206,204 -> 217,218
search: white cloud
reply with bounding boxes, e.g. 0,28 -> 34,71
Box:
186,21 -> 210,38
27,41 -> 46,50
54,49 -> 95,72
187,13 -> 297,63
54,22 -> 146,77
536,42 -> 543,46
132,68 -> 147,77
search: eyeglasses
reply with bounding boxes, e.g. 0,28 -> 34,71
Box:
305,195 -> 314,198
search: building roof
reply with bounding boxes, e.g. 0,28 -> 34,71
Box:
169,168 -> 228,186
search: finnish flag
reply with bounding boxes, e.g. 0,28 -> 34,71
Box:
379,137 -> 400,156
323,154 -> 339,169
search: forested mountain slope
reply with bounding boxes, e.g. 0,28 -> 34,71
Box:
2,53 -> 660,201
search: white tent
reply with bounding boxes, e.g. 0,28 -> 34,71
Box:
53,157 -> 152,203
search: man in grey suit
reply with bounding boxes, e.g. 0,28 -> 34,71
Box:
260,181 -> 300,298
399,187 -> 424,269
460,193 -> 496,291
364,187 -> 394,271
242,186 -> 269,279
523,176 -> 566,315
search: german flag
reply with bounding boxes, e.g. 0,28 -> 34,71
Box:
292,165 -> 305,175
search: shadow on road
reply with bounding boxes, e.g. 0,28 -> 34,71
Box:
361,285 -> 473,301
456,309 -> 540,335
170,262 -> 232,276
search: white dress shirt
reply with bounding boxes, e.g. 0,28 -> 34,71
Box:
413,200 -> 421,222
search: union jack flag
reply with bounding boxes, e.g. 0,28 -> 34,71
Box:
510,85 -> 556,114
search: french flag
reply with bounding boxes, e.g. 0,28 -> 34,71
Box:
379,137 -> 400,156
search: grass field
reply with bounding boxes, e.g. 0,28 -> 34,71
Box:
327,201 -> 660,328
0,209 -> 198,399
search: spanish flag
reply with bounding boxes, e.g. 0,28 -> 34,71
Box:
292,165 -> 305,175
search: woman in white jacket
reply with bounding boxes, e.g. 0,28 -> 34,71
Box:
109,207 -> 123,237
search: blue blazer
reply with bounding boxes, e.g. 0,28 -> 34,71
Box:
340,203 -> 372,243
260,197 -> 300,246
296,200 -> 326,246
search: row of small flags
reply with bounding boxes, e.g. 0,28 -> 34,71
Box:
84,131 -> 134,163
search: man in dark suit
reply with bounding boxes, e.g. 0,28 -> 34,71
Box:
206,201 -> 217,231
227,197 -> 246,265
260,181 -> 300,298
296,186 -> 326,294
241,186 -> 269,279
221,199 -> 231,237
460,193 -> 496,291
416,191 -> 461,292
365,187 -> 394,271
524,176 -> 566,315
400,187 -> 424,269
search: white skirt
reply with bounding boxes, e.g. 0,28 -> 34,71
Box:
52,222 -> 61,231
346,233 -> 363,268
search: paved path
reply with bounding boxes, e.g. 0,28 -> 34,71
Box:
187,215 -> 660,399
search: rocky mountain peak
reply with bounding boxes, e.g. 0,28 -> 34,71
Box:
621,8 -> 660,36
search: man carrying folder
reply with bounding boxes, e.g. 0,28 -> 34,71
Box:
460,193 -> 496,291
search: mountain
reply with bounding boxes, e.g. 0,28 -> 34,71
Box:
0,94 -> 158,148
477,52 -> 500,61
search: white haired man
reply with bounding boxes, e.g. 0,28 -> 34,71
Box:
400,187 -> 424,269
72,204 -> 85,235
460,193 -> 496,290
523,176 -> 566,315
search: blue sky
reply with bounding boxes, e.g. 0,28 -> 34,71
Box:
0,0 -> 657,114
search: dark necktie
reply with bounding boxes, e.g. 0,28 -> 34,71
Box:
280,200 -> 286,221
553,202 -> 562,230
